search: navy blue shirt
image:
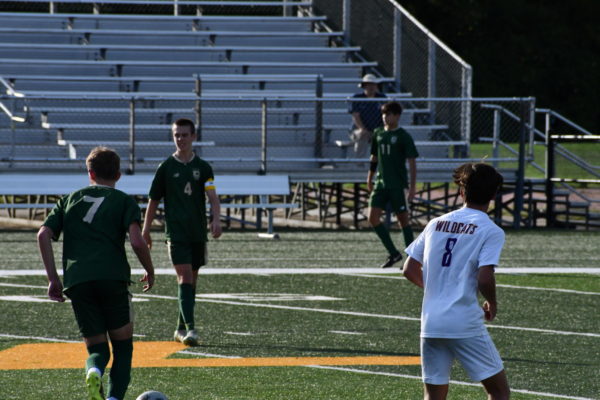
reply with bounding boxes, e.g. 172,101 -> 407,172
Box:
348,92 -> 387,131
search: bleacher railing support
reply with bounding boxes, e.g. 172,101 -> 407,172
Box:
194,76 -> 202,142
128,98 -> 136,175
260,98 -> 268,175
314,75 -> 323,159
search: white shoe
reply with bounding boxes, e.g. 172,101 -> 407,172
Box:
173,329 -> 186,343
183,329 -> 200,346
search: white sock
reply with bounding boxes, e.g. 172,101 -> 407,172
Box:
86,367 -> 102,377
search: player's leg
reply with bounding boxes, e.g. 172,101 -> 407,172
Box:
369,190 -> 401,267
179,242 -> 207,346
481,370 -> 510,400
392,188 -> 414,247
424,383 -> 449,400
168,241 -> 198,344
66,282 -> 109,400
421,338 -> 453,400
102,280 -> 134,400
174,262 -> 196,330
453,335 -> 508,400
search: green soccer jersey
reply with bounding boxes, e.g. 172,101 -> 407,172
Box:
43,185 -> 141,291
371,126 -> 419,189
149,154 -> 214,242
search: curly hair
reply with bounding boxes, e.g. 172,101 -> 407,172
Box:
452,162 -> 503,205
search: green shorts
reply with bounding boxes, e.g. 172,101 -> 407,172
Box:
167,241 -> 208,270
65,280 -> 132,338
369,187 -> 409,213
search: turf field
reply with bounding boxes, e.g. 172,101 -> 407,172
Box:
0,229 -> 599,400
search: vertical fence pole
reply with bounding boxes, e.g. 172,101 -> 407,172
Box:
194,74 -> 202,142
260,98 -> 268,175
460,67 -> 472,152
315,75 -> 323,159
342,0 -> 351,44
528,97 -> 536,159
513,99 -> 527,229
49,1 -> 55,14
393,8 -> 402,91
427,39 -> 436,122
174,0 -> 179,16
492,108 -> 500,168
545,118 -> 555,228
128,98 -> 136,175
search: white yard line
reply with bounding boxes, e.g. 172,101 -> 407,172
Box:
0,332 -> 594,399
0,333 -> 78,343
2,267 -> 600,277
341,273 -> 600,296
133,294 -> 600,339
309,366 -> 597,400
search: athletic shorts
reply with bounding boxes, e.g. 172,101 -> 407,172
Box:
421,334 -> 504,385
65,280 -> 133,338
167,241 -> 208,270
369,187 -> 409,214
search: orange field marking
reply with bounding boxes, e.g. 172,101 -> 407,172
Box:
0,341 -> 420,370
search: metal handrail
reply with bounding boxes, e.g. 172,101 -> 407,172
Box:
481,103 -> 599,178
6,0 -> 313,16
537,108 -> 594,136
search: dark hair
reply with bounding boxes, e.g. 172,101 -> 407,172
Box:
381,101 -> 403,116
173,118 -> 196,135
86,147 -> 120,180
452,163 -> 503,205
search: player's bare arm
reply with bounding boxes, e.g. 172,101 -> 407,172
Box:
36,226 -> 65,302
403,256 -> 424,288
141,198 -> 160,249
206,189 -> 222,239
129,222 -> 155,292
478,265 -> 498,321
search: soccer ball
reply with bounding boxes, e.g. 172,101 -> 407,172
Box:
136,391 -> 168,400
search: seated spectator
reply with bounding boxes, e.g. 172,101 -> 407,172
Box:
348,74 -> 387,158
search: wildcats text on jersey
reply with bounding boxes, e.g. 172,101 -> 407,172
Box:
434,220 -> 478,235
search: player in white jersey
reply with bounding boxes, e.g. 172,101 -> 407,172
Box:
403,162 -> 510,400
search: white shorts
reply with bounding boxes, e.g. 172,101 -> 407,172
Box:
421,334 -> 504,385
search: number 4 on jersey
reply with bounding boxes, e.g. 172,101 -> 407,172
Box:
184,181 -> 193,196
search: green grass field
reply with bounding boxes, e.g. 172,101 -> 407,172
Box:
1,229 -> 599,399
470,142 -> 600,180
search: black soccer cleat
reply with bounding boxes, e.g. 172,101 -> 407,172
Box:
380,252 -> 403,268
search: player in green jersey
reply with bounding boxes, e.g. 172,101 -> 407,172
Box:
142,118 -> 222,347
367,101 -> 419,268
38,147 -> 155,400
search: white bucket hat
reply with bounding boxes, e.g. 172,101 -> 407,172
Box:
358,73 -> 380,87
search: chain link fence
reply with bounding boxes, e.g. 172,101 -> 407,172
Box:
312,0 -> 472,99
1,94 -> 537,179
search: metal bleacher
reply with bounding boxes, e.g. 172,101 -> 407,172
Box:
0,3 -> 454,182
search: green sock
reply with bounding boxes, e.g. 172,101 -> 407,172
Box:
373,223 -> 399,256
176,312 -> 186,331
86,342 -> 110,376
402,225 -> 415,247
178,283 -> 195,331
107,338 -> 133,400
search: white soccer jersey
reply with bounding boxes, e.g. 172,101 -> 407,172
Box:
406,206 -> 505,338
